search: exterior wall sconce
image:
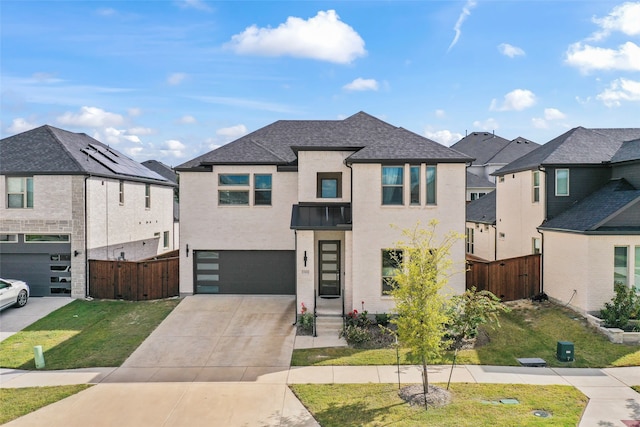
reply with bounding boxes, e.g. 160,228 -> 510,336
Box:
74,250 -> 80,257
303,251 -> 307,267
186,244 -> 189,257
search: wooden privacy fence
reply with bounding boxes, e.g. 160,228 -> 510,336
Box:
466,254 -> 541,301
89,252 -> 179,301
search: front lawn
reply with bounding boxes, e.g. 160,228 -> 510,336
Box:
0,298 -> 180,370
0,385 -> 92,424
292,301 -> 640,367
291,383 -> 587,427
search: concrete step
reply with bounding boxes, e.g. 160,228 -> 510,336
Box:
315,316 -> 344,337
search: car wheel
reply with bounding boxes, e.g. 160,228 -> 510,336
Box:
15,290 -> 28,308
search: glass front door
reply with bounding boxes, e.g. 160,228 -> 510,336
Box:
318,241 -> 340,296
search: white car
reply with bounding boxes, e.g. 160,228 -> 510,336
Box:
0,278 -> 30,311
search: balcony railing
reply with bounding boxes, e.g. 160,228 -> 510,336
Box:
290,203 -> 352,230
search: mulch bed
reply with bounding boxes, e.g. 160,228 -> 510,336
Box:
398,384 -> 452,408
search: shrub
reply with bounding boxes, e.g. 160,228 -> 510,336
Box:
299,302 -> 314,333
375,313 -> 391,327
340,325 -> 372,346
600,284 -> 640,329
345,302 -> 372,328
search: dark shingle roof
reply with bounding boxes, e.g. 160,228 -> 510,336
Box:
611,139 -> 640,164
450,132 -> 538,166
495,127 -> 640,175
1,125 -> 173,185
538,179 -> 640,232
142,160 -> 178,184
177,112 -> 472,169
467,171 -> 495,189
466,190 -> 496,225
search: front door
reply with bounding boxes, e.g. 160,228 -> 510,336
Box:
318,241 -> 340,297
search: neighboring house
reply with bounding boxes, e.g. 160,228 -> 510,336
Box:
493,127 -> 640,314
0,125 -> 177,298
465,190 -> 497,261
176,112 -> 472,315
142,160 -> 180,249
451,132 -> 539,201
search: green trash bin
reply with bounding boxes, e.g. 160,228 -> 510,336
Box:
557,341 -> 574,362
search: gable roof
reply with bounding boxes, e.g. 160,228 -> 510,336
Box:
450,132 -> 538,166
538,179 -> 640,233
466,190 -> 496,225
467,171 -> 495,189
177,112 -> 472,169
142,160 -> 178,184
1,125 -> 173,185
495,127 -> 640,175
611,138 -> 640,164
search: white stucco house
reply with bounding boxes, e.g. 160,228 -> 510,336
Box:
465,191 -> 497,262
176,112 -> 472,318
0,125 -> 178,298
493,127 -> 640,314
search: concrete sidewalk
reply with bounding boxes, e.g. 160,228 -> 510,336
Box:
2,364 -> 639,426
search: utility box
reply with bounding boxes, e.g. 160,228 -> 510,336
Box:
557,341 -> 574,362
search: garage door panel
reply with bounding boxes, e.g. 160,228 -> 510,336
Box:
195,250 -> 295,295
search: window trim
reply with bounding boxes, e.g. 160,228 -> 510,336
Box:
555,169 -> 569,197
119,180 -> 125,205
317,172 -> 342,199
465,227 -> 474,254
426,165 -> 437,205
163,231 -> 170,249
410,166 -> 420,205
6,176 -> 34,209
254,174 -> 272,206
144,184 -> 151,209
614,246 -> 629,287
25,234 -> 70,243
218,173 -> 251,206
381,166 -> 404,206
382,249 -> 403,295
532,171 -> 540,203
218,174 -> 250,186
532,237 -> 541,254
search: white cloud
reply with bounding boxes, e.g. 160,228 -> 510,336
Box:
590,2 -> 640,41
498,43 -> 525,58
343,78 -> 379,91
125,146 -> 144,157
162,139 -> 187,158
179,115 -> 197,124
596,77 -> 640,107
216,124 -> 248,139
532,117 -> 548,129
128,126 -> 154,135
225,10 -> 366,64
490,89 -> 536,111
565,41 -> 640,73
424,129 -> 463,146
7,118 -> 38,133
190,95 -> 297,113
57,106 -> 125,127
128,108 -> 142,117
544,108 -> 566,120
472,118 -> 499,131
167,72 -> 187,85
175,0 -> 213,12
448,0 -> 477,52
94,127 -> 141,145
435,109 -> 446,119
96,8 -> 117,17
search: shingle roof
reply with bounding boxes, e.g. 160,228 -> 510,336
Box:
495,127 -> 640,175
466,190 -> 496,225
142,160 -> 178,183
177,112 -> 472,169
611,138 -> 640,164
538,179 -> 640,232
450,132 -> 538,166
467,171 -> 495,189
0,125 -> 173,185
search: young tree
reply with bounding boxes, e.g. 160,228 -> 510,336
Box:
387,220 -> 462,409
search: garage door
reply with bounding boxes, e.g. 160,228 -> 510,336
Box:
0,234 -> 72,297
194,250 -> 295,294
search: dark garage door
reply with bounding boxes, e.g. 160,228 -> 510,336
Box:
195,250 -> 295,295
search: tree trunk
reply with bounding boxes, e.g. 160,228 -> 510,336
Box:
422,354 -> 429,411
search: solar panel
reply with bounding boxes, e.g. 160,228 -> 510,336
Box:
81,144 -> 168,181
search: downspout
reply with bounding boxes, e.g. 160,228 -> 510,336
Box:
84,175 -> 90,297
293,229 -> 298,326
537,165 -> 548,295
344,159 -> 354,320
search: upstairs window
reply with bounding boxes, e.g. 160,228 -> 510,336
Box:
426,165 -> 437,205
317,172 -> 342,198
119,180 -> 125,205
145,184 -> 151,209
254,174 -> 272,205
219,174 -> 250,205
410,166 -> 420,205
382,166 -> 403,205
555,169 -> 569,196
163,231 -> 169,248
532,171 -> 540,202
7,177 -> 33,208
532,237 -> 541,254
614,246 -> 628,287
465,227 -> 474,254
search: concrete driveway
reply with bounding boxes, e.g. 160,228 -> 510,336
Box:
0,297 -> 73,342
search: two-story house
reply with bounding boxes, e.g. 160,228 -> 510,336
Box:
493,127 -> 640,313
177,112 -> 472,317
0,125 -> 177,298
451,132 -> 538,201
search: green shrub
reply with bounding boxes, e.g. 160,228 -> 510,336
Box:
600,284 -> 640,329
375,313 -> 390,326
340,325 -> 372,346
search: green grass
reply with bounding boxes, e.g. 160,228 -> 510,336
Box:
633,386 -> 640,393
0,385 -> 92,424
291,383 -> 587,427
292,302 -> 640,367
0,298 -> 180,370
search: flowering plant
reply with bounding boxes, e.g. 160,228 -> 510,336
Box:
299,302 -> 313,332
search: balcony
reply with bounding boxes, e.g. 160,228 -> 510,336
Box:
290,203 -> 352,230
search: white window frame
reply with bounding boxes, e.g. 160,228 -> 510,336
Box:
6,176 -> 33,209
145,184 -> 151,209
466,227 -> 475,254
532,171 -> 540,203
555,169 -> 569,197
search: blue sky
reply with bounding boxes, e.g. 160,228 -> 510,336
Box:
2,1 -> 639,166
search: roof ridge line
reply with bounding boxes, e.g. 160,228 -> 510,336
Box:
248,138 -> 288,162
43,125 -> 87,173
